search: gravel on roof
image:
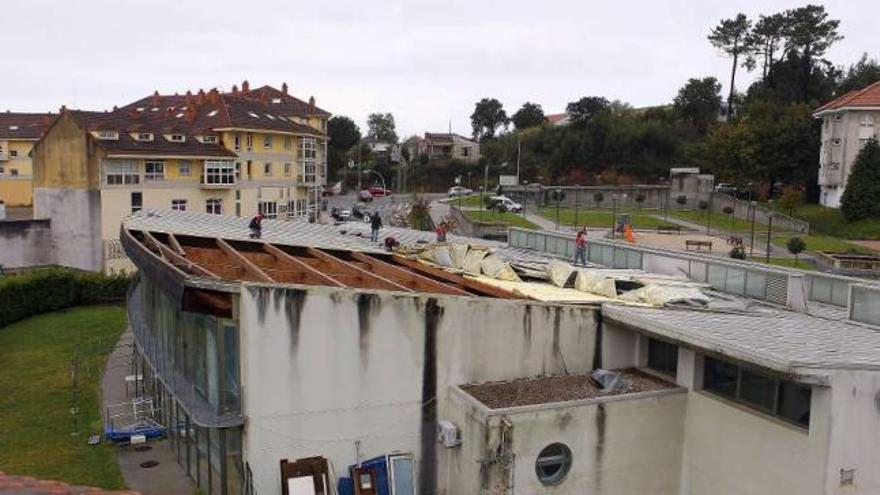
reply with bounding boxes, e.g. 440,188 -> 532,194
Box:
460,368 -> 676,409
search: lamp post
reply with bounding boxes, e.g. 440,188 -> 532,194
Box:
749,200 -> 757,257
555,188 -> 562,230
765,214 -> 774,263
574,187 -> 579,229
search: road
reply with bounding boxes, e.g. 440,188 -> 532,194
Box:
323,192 -> 446,225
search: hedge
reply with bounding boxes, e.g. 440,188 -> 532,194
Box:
0,268 -> 133,328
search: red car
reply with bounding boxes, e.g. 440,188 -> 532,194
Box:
367,186 -> 392,197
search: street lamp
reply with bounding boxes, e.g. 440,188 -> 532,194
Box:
749,200 -> 757,257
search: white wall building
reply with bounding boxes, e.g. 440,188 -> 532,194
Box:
813,81 -> 880,208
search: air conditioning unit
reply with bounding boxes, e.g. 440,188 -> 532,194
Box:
437,420 -> 461,448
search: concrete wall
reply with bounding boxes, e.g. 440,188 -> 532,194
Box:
447,387 -> 687,494
0,177 -> 33,206
236,284 -> 598,495
0,218 -> 54,268
449,205 -> 507,240
33,188 -> 102,271
823,370 -> 880,494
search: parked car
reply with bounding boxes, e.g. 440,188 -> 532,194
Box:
488,195 -> 523,213
322,181 -> 343,197
448,186 -> 473,197
714,183 -> 738,195
368,185 -> 392,197
358,190 -> 374,202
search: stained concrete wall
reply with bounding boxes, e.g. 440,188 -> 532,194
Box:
33,188 -> 102,271
0,218 -> 54,268
447,387 -> 687,494
236,284 -> 597,495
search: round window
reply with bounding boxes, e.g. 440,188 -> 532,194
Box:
535,442 -> 572,485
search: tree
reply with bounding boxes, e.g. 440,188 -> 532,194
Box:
723,205 -> 735,227
747,13 -> 787,78
593,191 -> 604,208
674,77 -> 722,133
708,13 -> 752,121
837,54 -> 880,95
366,113 -> 398,143
635,193 -> 646,209
512,102 -> 545,130
781,5 -> 843,99
778,185 -> 805,215
698,200 -> 709,216
676,195 -> 687,211
841,139 -> 880,222
471,98 -> 508,141
327,116 -> 361,150
566,97 -> 610,128
786,237 -> 806,265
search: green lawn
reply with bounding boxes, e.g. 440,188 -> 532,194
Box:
0,306 -> 127,489
749,257 -> 819,271
448,194 -> 485,208
465,210 -> 538,229
772,204 -> 880,240
664,209 -> 793,233
772,234 -> 874,254
537,207 -> 668,229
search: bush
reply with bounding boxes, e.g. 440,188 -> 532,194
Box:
676,195 -> 687,210
722,205 -> 734,215
729,245 -> 747,259
786,237 -> 807,263
0,268 -> 132,328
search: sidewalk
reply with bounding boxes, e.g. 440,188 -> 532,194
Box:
101,329 -> 194,495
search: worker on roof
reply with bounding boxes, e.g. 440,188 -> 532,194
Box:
573,226 -> 588,266
249,213 -> 264,239
370,211 -> 382,242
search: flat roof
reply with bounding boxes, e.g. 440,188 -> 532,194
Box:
603,303 -> 880,373
461,368 -> 676,409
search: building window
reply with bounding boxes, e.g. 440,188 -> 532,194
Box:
206,198 -> 222,215
10,169 -> 18,177
131,192 -> 143,213
97,130 -> 119,140
860,114 -> 875,128
136,132 -> 154,141
171,199 -> 187,211
10,150 -> 18,158
703,356 -> 811,428
246,134 -> 253,151
283,136 -> 292,150
462,146 -> 470,157
646,338 -> 678,378
233,134 -> 241,151
303,162 -> 316,183
203,161 -> 235,185
535,443 -> 572,485
169,134 -> 186,143
258,201 -> 278,219
178,160 -> 192,177
263,135 -> 272,149
284,163 -> 292,176
144,161 -> 165,181
263,163 -> 272,176
299,137 -> 317,160
201,135 -> 218,144
105,160 -> 140,185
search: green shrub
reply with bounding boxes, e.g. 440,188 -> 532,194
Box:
841,139 -> 880,222
0,268 -> 132,328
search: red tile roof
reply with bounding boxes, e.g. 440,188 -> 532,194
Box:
0,470 -> 140,494
0,112 -> 56,140
814,81 -> 880,114
241,85 -> 331,117
545,113 -> 567,124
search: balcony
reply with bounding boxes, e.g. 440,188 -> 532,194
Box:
199,175 -> 236,189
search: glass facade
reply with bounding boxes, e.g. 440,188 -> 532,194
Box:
130,278 -> 245,494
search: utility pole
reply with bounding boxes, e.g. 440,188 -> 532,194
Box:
765,215 -> 773,263
357,144 -> 363,190
516,136 -> 522,186
750,201 -> 757,257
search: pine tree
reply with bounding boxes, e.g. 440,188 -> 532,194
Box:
841,139 -> 880,222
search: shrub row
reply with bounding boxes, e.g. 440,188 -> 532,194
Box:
0,268 -> 133,328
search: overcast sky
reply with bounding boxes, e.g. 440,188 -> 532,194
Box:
1,0 -> 875,138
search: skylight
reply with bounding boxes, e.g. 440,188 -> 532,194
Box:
151,107 -> 159,112
265,114 -> 276,120
9,125 -> 18,130
208,110 -> 219,117
136,107 -> 145,112
176,113 -> 185,118
272,98 -> 282,104
248,112 -> 260,118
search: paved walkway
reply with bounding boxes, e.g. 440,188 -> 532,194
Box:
101,330 -> 194,495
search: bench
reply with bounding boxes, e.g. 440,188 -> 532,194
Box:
657,224 -> 682,235
685,240 -> 713,251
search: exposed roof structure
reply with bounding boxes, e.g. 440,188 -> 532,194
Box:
603,302 -> 880,374
0,112 -> 56,140
813,81 -> 880,114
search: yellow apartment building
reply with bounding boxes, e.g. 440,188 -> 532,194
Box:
0,112 -> 54,206
31,82 -> 330,272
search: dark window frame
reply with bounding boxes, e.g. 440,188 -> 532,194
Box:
646,337 -> 678,378
703,355 -> 811,429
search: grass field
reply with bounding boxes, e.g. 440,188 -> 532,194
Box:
0,306 -> 127,489
448,194 -> 485,208
537,207 -> 668,229
772,234 -> 875,254
465,210 -> 538,229
773,204 -> 880,240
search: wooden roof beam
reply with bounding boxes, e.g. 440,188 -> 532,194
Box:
217,238 -> 275,283
390,255 -> 524,299
262,242 -> 347,288
306,247 -> 413,292
143,231 -> 221,280
351,252 -> 471,296
167,232 -> 186,256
